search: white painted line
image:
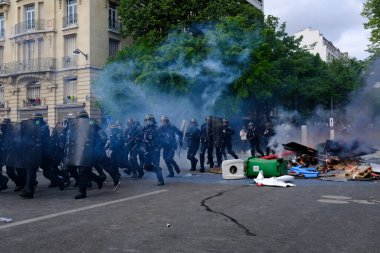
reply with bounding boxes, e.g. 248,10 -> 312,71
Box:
0,189 -> 168,230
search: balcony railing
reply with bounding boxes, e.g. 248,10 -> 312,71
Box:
62,55 -> 78,69
63,96 -> 78,104
0,102 -> 5,108
23,97 -> 43,107
0,58 -> 56,75
63,14 -> 78,28
108,19 -> 121,33
14,19 -> 51,35
0,0 -> 10,5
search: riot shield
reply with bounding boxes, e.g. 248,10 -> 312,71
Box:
0,122 -> 12,165
64,118 -> 95,167
6,122 -> 23,168
211,116 -> 223,148
21,119 -> 42,168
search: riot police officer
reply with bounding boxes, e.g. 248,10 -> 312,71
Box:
0,118 -> 9,191
142,114 -> 165,186
221,119 -> 239,160
128,120 -> 145,178
20,113 -> 50,199
4,119 -> 26,192
122,118 -> 135,175
101,122 -> 121,187
159,116 -> 183,177
263,122 -> 276,156
246,122 -> 264,157
63,110 -> 105,199
186,119 -> 200,171
199,116 -> 214,172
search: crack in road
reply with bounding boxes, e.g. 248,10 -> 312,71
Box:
200,186 -> 256,237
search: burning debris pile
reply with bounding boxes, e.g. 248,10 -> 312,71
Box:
283,140 -> 380,181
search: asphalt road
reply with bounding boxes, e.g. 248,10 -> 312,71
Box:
0,153 -> 379,253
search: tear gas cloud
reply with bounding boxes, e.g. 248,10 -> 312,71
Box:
269,58 -> 380,152
94,24 -> 260,126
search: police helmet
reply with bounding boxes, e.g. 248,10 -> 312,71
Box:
248,122 -> 254,128
223,118 -> 229,125
190,119 -> 198,126
145,114 -> 156,125
161,116 -> 169,125
31,113 -> 43,120
126,118 -> 134,126
77,110 -> 89,119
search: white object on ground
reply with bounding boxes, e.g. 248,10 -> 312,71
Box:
222,159 -> 246,180
253,171 -> 296,187
370,163 -> 380,173
0,217 -> 12,223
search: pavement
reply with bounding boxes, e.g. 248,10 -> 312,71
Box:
1,151 -> 380,253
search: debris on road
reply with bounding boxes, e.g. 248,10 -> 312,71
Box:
253,171 -> 295,187
0,217 -> 12,223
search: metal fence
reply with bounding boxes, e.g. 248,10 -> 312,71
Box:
0,58 -> 56,75
63,14 -> 78,28
14,20 -> 48,35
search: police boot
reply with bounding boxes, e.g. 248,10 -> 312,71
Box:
172,161 -> 180,174
74,193 -> 86,199
20,190 -> 34,199
97,176 -> 105,190
199,154 -> 205,172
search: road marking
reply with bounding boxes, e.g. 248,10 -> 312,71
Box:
318,195 -> 380,205
321,195 -> 352,200
0,189 -> 168,230
317,199 -> 350,204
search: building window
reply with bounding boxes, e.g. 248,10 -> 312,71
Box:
26,82 -> 41,106
0,46 -> 3,65
64,77 -> 77,103
109,39 -> 119,58
63,35 -> 77,68
38,38 -> 44,59
109,2 -> 118,30
0,87 -> 4,108
0,13 -> 4,38
64,0 -> 77,27
25,5 -> 35,30
23,40 -> 35,62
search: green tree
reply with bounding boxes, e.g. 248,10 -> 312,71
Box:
362,0 -> 380,56
117,0 -> 262,46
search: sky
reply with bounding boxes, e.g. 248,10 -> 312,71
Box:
264,0 -> 371,60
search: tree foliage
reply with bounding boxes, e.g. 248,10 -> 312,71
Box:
103,0 -> 365,121
362,0 -> 380,56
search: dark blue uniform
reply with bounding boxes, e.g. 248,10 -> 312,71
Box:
159,123 -> 183,177
143,121 -> 164,186
199,122 -> 214,171
186,123 -> 200,171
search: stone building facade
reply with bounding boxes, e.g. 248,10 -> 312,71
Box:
0,0 -> 128,126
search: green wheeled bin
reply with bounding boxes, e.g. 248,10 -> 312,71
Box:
244,157 -> 288,178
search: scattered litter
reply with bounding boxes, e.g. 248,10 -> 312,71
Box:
0,217 -> 12,223
288,166 -> 319,178
253,171 -> 295,187
182,173 -> 192,177
222,159 -> 245,180
370,163 -> 380,173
